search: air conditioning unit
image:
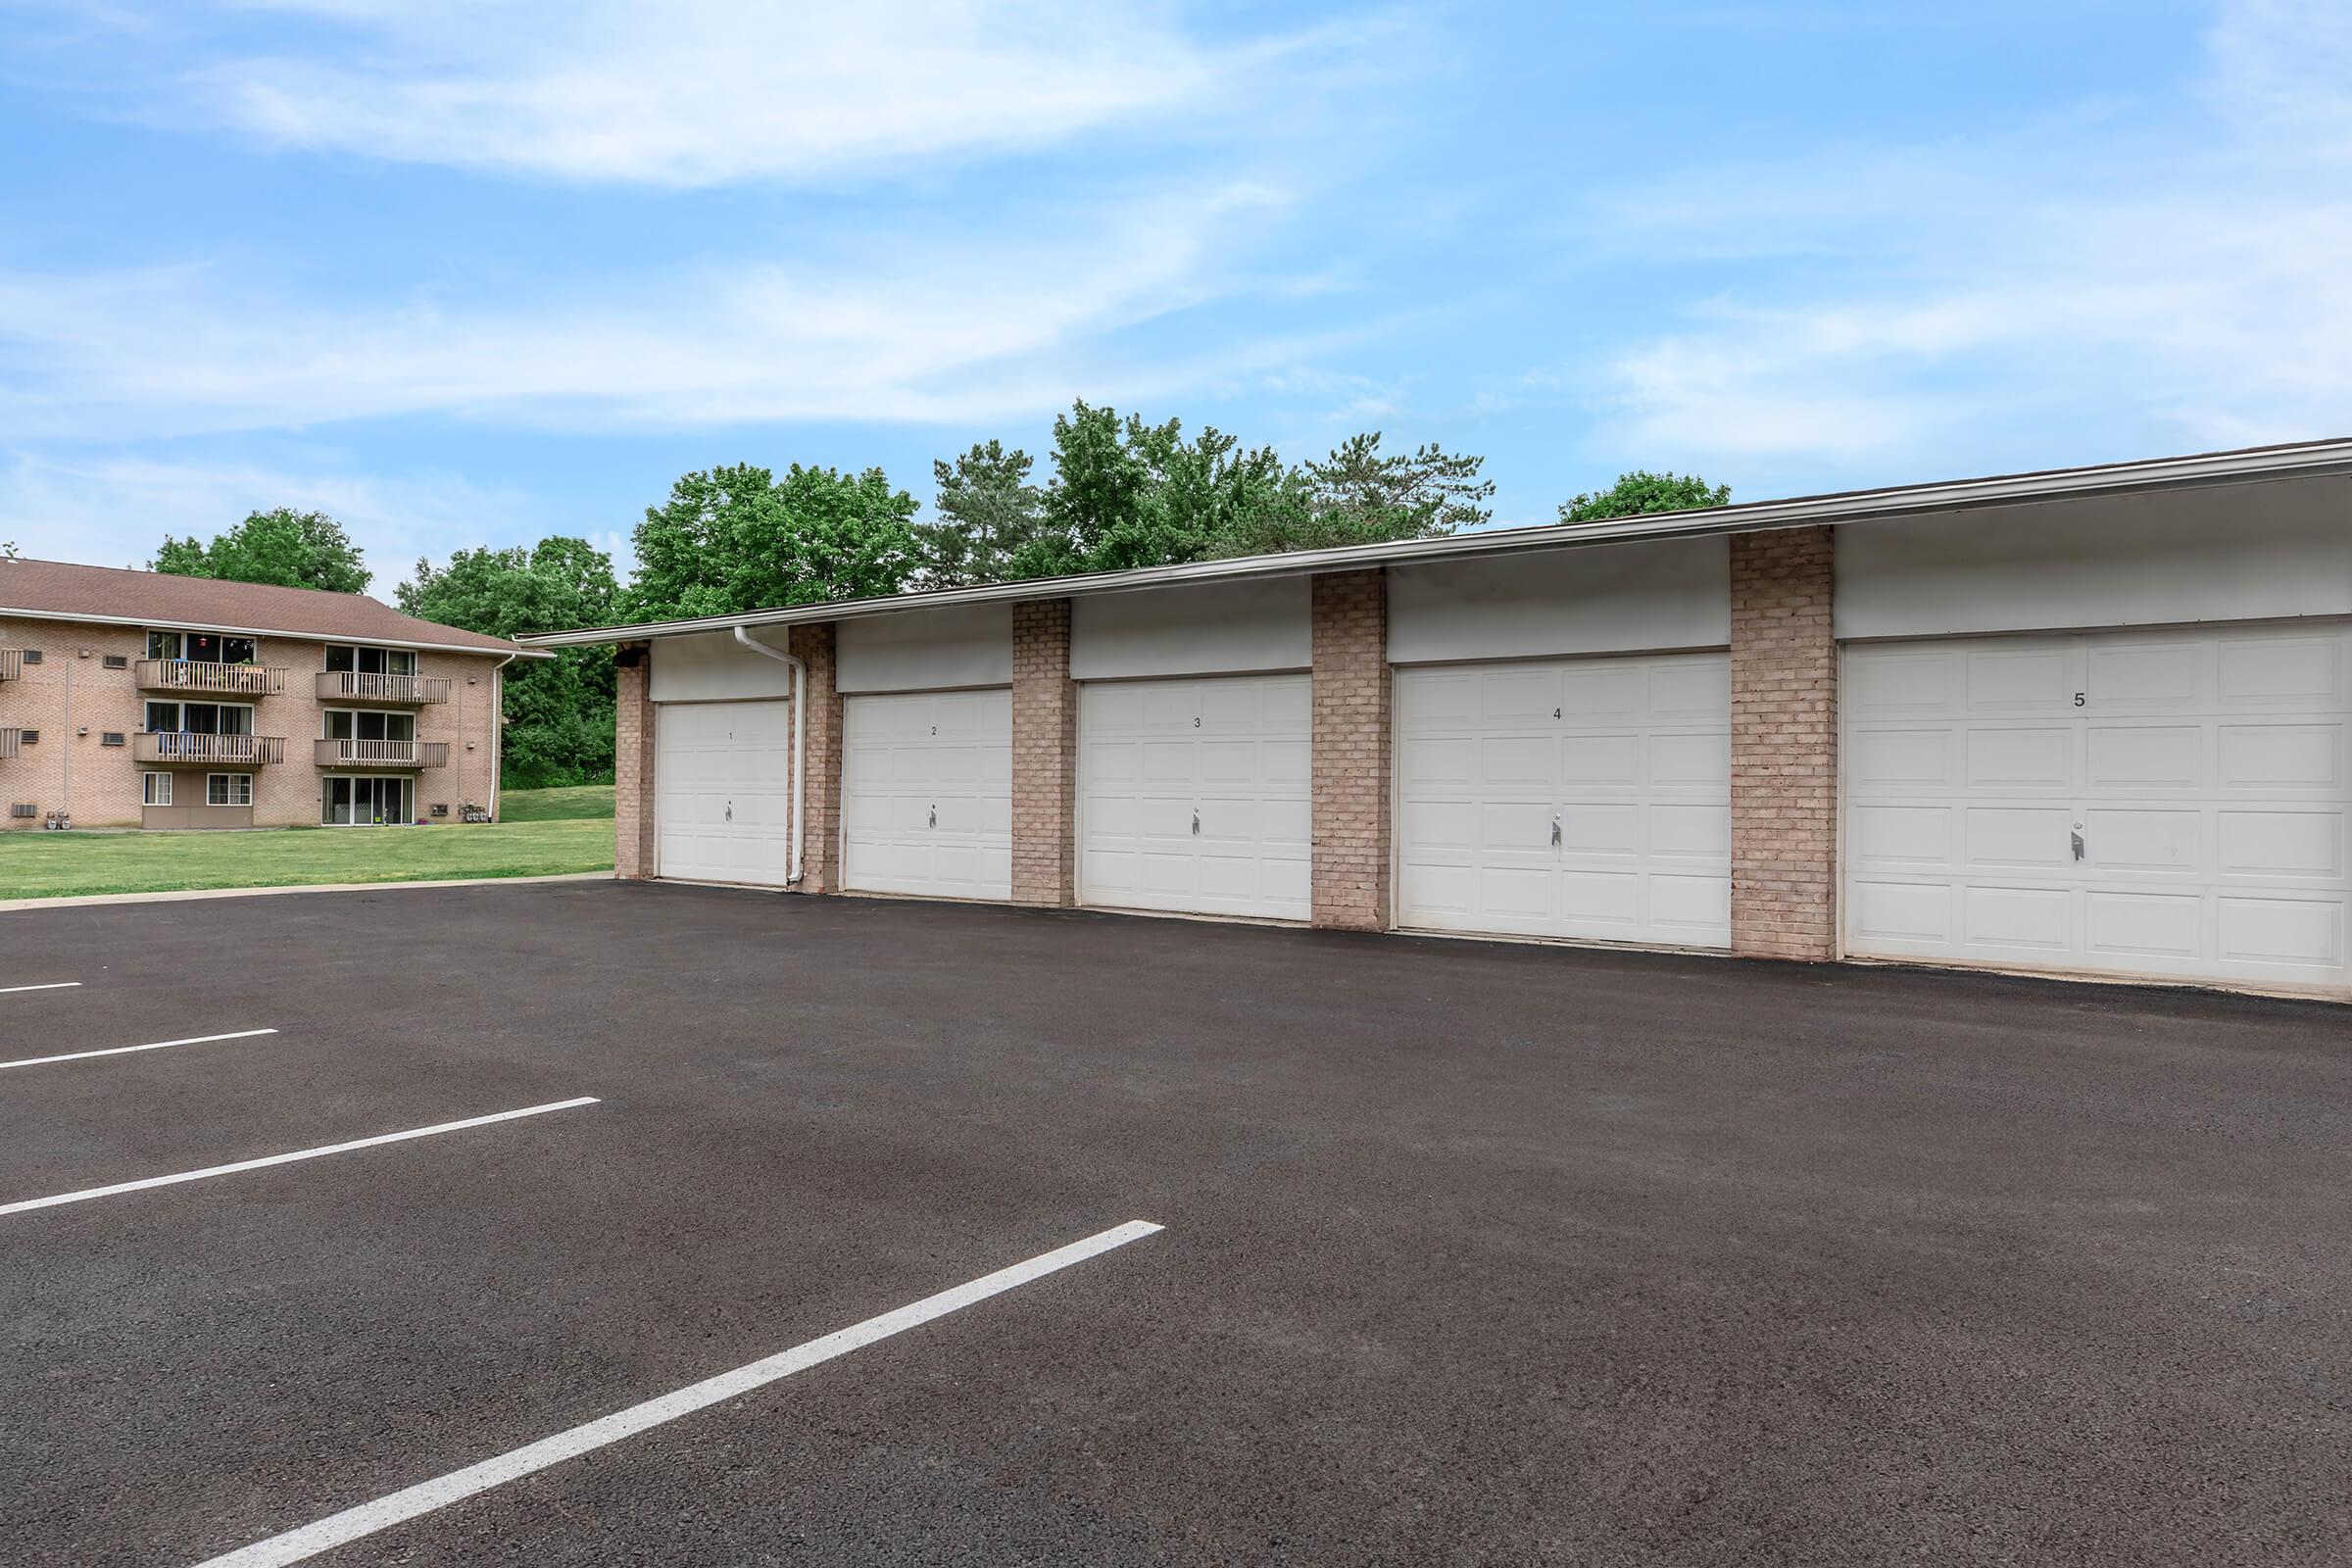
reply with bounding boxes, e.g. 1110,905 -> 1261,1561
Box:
102,654 -> 127,669
101,732 -> 126,747
10,803 -> 36,819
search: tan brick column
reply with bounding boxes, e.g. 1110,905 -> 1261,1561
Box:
788,621 -> 844,893
1010,598 -> 1078,906
1310,568 -> 1392,931
613,644 -> 658,879
1730,526 -> 1838,959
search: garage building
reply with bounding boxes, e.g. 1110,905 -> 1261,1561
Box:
526,440 -> 2352,1003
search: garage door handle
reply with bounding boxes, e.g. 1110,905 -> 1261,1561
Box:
724,800 -> 732,823
1192,808 -> 1200,836
1550,815 -> 1561,848
2071,827 -> 2084,862
928,805 -> 936,829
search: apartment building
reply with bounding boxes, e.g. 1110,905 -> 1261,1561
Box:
0,559 -> 541,830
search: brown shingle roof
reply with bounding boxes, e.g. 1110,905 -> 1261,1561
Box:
0,558 -> 528,656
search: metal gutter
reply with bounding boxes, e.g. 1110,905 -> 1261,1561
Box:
0,605 -> 554,660
519,436 -> 2352,649
730,627 -> 807,887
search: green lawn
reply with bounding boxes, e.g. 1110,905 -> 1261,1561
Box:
0,786 -> 615,902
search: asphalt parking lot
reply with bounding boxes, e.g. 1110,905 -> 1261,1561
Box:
2,880 -> 2347,1567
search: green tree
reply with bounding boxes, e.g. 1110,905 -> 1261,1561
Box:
910,441 -> 1048,587
1557,469 -> 1731,524
992,400 -> 1443,580
1212,431 -> 1493,557
151,508 -> 371,593
624,463 -> 919,621
397,538 -> 622,788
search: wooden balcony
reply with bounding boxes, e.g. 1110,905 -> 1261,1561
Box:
314,738 -> 450,769
315,669 -> 452,707
0,649 -> 22,682
133,732 -> 285,765
136,659 -> 287,698
0,728 -> 19,760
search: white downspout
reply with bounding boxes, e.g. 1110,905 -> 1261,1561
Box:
732,626 -> 807,887
488,652 -> 515,819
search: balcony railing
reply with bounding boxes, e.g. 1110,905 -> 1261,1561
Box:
314,738 -> 449,769
315,669 -> 451,707
136,659 -> 287,698
0,728 -> 19,760
0,649 -> 21,682
133,732 -> 285,765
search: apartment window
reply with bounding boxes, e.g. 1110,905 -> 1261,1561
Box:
207,773 -> 253,807
151,630 -> 256,663
326,644 -> 417,676
143,702 -> 254,736
323,709 -> 414,744
20,649 -> 39,664
142,772 -> 172,807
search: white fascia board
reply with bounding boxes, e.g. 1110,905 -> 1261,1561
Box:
0,605 -> 552,659
519,437 -> 2352,649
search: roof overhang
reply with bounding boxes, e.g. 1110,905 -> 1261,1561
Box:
520,436 -> 2352,649
0,606 -> 552,659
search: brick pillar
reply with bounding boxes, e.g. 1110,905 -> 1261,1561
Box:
789,621 -> 844,893
1010,598 -> 1077,906
1730,527 -> 1838,959
1310,568 -> 1392,931
613,644 -> 658,879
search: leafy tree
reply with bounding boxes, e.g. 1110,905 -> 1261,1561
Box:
963,401 -> 1467,581
1212,432 -> 1493,557
1558,469 -> 1731,524
151,508 -> 371,593
397,538 -> 622,788
624,463 -> 919,621
910,441 -> 1048,587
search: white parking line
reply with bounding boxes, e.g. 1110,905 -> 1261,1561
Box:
0,1097 -> 600,1217
0,1029 -> 278,1073
0,982 -> 81,995
189,1218 -> 1165,1568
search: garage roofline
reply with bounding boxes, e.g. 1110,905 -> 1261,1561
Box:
522,435 -> 2352,648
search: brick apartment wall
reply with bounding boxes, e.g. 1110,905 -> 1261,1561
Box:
612,646 -> 657,877
1009,598 -> 1077,906
1729,526 -> 1838,960
789,622 -> 843,893
0,618 -> 506,831
1309,569 -> 1392,931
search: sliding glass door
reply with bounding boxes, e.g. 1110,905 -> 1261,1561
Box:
320,776 -> 413,826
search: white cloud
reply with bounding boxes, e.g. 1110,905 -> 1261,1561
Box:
0,451 -> 544,589
181,0 -> 1291,186
1565,0 -> 2352,475
0,183 -> 1300,439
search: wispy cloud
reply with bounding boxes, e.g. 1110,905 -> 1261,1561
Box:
158,0 -> 1301,186
1557,0 -> 2352,476
0,450 -> 545,587
0,183 -> 1303,439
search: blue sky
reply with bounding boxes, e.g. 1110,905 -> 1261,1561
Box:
2,1 -> 2347,592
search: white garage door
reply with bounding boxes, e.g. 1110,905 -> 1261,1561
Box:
657,700 -> 796,887
842,689 -> 1011,900
1079,674 -> 1310,920
1844,622 -> 2350,993
1396,653 -> 1732,947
